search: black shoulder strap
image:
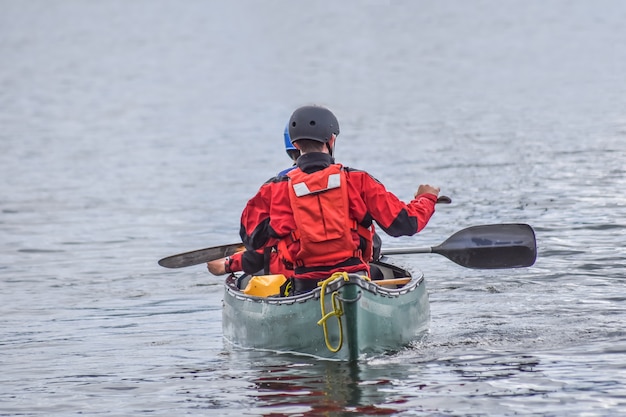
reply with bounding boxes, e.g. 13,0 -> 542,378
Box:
263,246 -> 273,275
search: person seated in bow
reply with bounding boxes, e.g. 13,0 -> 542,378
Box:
207,123 -> 299,278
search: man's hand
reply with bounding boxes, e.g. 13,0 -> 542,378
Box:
414,184 -> 440,198
207,258 -> 227,275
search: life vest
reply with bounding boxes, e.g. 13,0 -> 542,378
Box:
280,164 -> 373,268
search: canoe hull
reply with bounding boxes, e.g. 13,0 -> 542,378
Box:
222,260 -> 430,361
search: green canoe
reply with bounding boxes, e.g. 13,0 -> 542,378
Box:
221,258 -> 430,361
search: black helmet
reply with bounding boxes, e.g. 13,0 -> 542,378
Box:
288,105 -> 340,144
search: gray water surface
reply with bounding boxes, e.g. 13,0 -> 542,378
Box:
2,1 -> 626,416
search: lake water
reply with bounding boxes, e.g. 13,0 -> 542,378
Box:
2,1 -> 626,415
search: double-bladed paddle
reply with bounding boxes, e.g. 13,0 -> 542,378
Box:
158,223 -> 536,270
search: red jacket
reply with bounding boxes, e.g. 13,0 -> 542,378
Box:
239,153 -> 437,279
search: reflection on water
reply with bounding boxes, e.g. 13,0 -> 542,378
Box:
180,348 -> 626,416
251,361 -> 366,415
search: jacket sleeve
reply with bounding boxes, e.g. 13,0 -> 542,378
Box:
355,171 -> 437,237
228,248 -> 268,275
239,184 -> 273,250
238,180 -> 278,274
240,250 -> 264,275
228,251 -> 244,272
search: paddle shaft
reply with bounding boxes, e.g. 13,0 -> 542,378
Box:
381,247 -> 432,256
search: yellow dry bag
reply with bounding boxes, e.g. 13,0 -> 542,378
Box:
243,274 -> 287,297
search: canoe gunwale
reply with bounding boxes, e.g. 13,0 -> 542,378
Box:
223,261 -> 424,304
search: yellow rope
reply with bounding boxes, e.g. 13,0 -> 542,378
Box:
316,272 -> 351,352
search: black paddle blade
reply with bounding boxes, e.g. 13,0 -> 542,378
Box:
433,223 -> 537,269
158,243 -> 245,268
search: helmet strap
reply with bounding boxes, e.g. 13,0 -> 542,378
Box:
326,134 -> 336,157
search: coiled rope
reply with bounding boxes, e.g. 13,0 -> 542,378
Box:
316,272 -> 370,352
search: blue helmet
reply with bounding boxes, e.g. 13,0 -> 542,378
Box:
284,123 -> 296,152
284,123 -> 300,161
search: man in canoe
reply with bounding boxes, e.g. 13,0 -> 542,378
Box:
207,122 -> 383,283
236,105 -> 440,295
